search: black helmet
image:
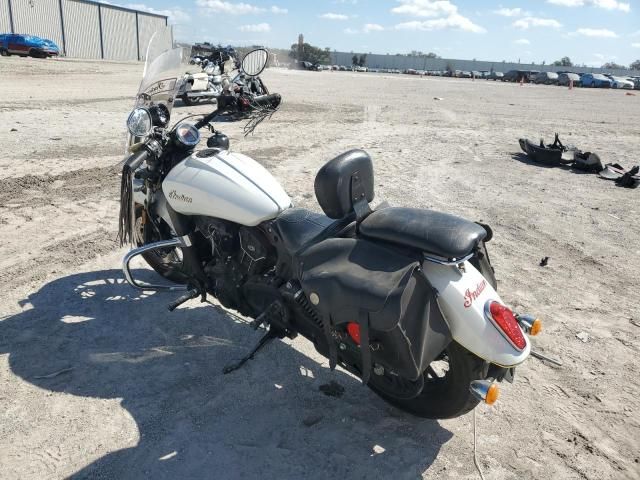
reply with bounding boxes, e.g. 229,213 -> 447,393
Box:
207,131 -> 230,150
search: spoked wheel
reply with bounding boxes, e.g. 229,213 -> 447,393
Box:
368,342 -> 489,419
133,205 -> 189,284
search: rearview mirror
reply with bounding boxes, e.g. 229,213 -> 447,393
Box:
242,48 -> 269,77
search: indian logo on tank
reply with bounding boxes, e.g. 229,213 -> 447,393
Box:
168,190 -> 193,204
463,279 -> 487,308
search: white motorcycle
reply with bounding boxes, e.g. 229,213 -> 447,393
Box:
179,58 -> 231,106
120,39 -> 543,419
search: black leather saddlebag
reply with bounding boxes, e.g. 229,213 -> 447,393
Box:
298,238 -> 451,382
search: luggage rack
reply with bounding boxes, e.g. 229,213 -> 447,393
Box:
423,252 -> 474,266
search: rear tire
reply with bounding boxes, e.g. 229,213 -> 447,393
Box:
0,48 -> 9,57
368,342 -> 488,419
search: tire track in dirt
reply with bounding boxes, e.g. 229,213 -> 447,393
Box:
0,166 -> 119,208
1,167 -> 123,290
0,228 -> 119,288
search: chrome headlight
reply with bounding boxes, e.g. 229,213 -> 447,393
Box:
127,108 -> 152,137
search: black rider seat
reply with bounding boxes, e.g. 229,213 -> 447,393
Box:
359,207 -> 486,260
273,208 -> 350,255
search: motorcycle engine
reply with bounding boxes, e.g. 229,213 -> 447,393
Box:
195,217 -> 275,314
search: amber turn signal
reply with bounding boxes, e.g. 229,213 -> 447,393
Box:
518,314 -> 542,336
469,380 -> 500,405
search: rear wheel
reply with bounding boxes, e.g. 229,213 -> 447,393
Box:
368,342 -> 489,419
0,48 -> 9,56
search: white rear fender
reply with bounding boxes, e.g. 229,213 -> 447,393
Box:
422,261 -> 530,367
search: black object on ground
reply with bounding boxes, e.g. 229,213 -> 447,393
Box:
319,380 -> 345,398
540,257 -> 550,267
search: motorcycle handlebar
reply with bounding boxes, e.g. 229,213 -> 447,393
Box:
126,148 -> 149,171
195,108 -> 220,129
252,93 -> 281,109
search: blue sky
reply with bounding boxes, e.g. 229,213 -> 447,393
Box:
126,0 -> 640,66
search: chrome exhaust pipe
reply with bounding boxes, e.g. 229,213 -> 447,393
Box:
122,235 -> 191,291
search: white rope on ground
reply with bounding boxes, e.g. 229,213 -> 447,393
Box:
473,408 -> 486,480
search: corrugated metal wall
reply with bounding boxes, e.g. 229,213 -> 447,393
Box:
101,6 -> 136,61
0,0 -> 11,33
61,0 -> 101,58
138,13 -> 170,61
0,0 -> 169,60
10,0 -> 64,48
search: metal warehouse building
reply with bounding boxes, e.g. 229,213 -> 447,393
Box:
0,0 -> 172,60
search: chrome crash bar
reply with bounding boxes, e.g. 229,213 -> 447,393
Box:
122,235 -> 191,291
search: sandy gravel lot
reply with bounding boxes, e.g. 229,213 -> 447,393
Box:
1,56 -> 639,479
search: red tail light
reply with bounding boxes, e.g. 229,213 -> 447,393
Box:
347,322 -> 361,345
485,301 -> 526,350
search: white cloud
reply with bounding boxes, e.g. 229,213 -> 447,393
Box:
395,14 -> 486,33
391,0 -> 457,17
513,17 -> 562,29
124,3 -> 190,23
547,0 -> 630,12
391,1 -> 485,33
238,22 -> 270,32
363,23 -> 384,32
633,42 -> 640,48
630,30 -> 640,37
320,12 -> 350,20
571,27 -> 618,37
270,5 -> 287,14
196,0 -> 264,15
344,27 -> 359,34
515,38 -> 530,44
494,7 -> 524,17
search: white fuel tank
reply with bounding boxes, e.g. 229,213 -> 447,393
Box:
163,149 -> 291,226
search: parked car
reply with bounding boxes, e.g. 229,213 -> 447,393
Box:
0,33 -> 59,58
459,71 -> 472,78
609,76 -> 634,89
557,72 -> 581,87
581,73 -> 612,88
633,77 -> 640,90
354,65 -> 368,72
532,71 -> 559,85
487,71 -> 504,80
503,69 -> 539,82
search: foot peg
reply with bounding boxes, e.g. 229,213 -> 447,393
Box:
167,288 -> 201,312
223,330 -> 277,374
122,235 -> 191,291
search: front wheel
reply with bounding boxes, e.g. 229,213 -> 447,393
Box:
368,342 -> 490,419
133,205 -> 188,284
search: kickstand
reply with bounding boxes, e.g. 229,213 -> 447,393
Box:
473,408 -> 486,480
223,330 -> 277,374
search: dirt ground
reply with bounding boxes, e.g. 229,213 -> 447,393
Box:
1,56 -> 639,480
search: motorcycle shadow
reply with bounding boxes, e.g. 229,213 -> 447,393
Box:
1,269 -> 452,479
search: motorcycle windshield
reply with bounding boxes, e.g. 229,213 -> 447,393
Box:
126,32 -> 188,148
